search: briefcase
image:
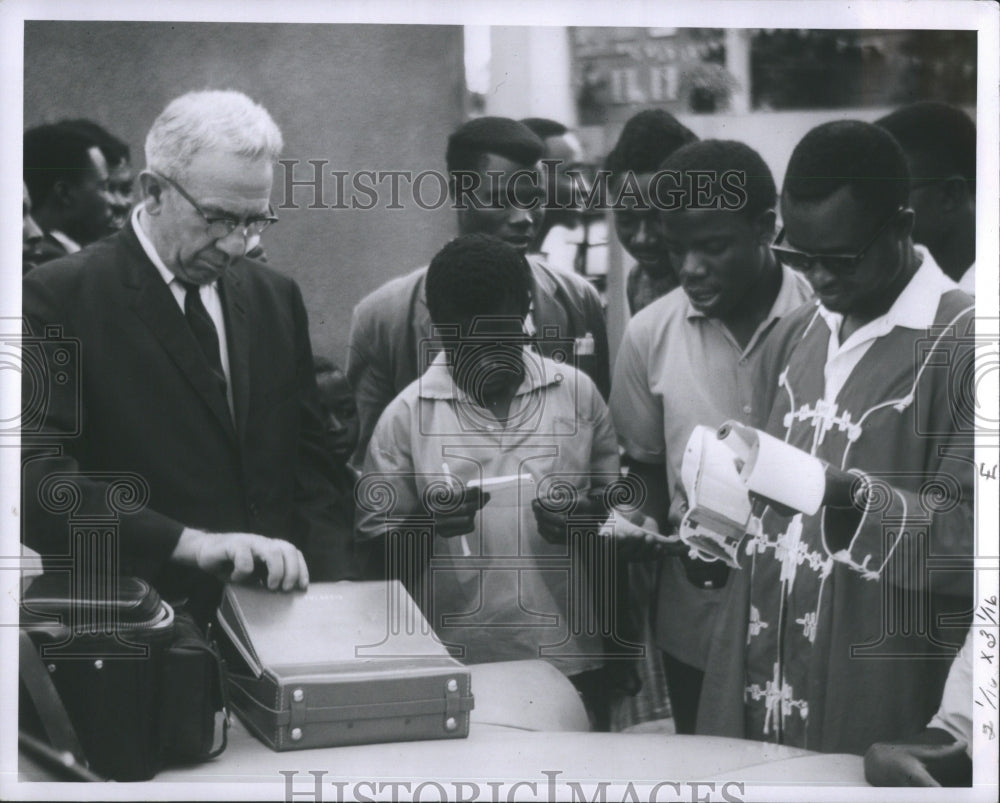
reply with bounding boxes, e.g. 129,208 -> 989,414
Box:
216,580 -> 474,751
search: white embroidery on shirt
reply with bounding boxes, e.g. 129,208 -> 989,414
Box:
748,661 -> 809,736
796,611 -> 818,643
775,515 -> 805,589
785,400 -> 863,446
747,604 -> 769,644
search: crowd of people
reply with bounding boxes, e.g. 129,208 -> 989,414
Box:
21,90 -> 978,786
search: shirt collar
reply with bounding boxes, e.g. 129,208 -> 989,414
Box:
417,348 -> 563,401
817,245 -> 955,341
684,262 -> 808,323
132,204 -> 179,289
47,229 -> 81,254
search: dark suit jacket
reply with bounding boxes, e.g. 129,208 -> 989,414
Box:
22,232 -> 72,275
346,255 -> 610,467
22,222 -> 353,614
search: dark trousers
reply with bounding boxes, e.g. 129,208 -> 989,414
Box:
569,668 -> 612,732
662,651 -> 704,734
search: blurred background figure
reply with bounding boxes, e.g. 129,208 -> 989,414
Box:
522,117 -> 608,288
603,110 -> 698,315
56,118 -> 134,232
876,101 -> 977,294
22,181 -> 45,274
23,123 -> 112,263
313,356 -> 360,538
313,356 -> 360,472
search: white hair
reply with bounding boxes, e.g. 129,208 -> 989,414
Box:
144,90 -> 284,178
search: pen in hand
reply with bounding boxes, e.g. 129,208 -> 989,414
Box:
442,462 -> 473,557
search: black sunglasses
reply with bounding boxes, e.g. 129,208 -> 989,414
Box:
771,207 -> 902,275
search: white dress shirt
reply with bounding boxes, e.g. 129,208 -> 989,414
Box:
958,262 -> 975,296
48,229 -> 81,254
817,246 -> 957,403
132,205 -> 233,415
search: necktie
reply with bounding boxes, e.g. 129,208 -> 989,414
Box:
178,280 -> 227,395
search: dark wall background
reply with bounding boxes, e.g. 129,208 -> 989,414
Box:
24,21 -> 465,366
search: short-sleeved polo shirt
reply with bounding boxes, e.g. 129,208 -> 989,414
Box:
610,264 -> 812,667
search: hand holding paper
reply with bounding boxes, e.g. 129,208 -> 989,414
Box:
531,488 -> 611,545
597,507 -> 686,560
432,467 -> 491,539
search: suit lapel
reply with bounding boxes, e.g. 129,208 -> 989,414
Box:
120,223 -> 238,444
220,266 -> 251,443
411,270 -> 436,383
526,256 -> 570,338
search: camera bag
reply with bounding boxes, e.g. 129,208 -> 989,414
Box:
19,573 -> 228,781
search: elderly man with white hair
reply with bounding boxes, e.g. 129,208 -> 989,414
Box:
22,90 -> 354,621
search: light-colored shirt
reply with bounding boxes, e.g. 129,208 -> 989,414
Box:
358,350 -> 619,675
48,229 -> 81,254
817,247 -> 956,403
133,205 -> 233,414
540,219 -> 609,278
958,262 -> 975,295
927,628 -> 973,757
610,263 -> 813,667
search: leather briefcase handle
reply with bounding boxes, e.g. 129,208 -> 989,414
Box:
18,630 -> 91,771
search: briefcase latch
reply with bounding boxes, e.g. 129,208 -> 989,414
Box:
443,677 -> 461,731
290,687 -> 306,740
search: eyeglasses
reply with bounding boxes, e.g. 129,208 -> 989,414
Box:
154,172 -> 277,240
770,207 -> 902,275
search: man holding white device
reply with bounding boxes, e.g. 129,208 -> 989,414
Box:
609,140 -> 812,734
695,121 -> 975,756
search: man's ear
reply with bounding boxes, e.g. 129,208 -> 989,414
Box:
754,209 -> 777,246
138,171 -> 165,215
895,207 -> 916,241
939,175 -> 971,215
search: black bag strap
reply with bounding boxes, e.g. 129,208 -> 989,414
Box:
205,621 -> 230,759
18,630 -> 89,769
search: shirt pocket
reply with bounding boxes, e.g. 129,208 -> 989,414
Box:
534,414 -> 596,481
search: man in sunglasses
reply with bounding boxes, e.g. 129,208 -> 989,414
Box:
22,90 -> 355,623
697,120 -> 975,756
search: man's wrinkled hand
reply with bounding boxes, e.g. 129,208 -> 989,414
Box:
173,529 -> 309,591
